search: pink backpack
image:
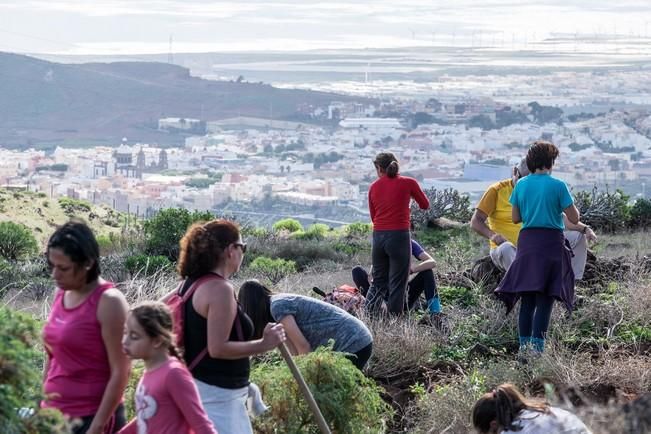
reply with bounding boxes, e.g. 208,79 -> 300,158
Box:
167,273 -> 223,370
313,285 -> 365,315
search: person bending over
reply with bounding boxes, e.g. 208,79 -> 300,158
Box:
239,280 -> 373,370
472,383 -> 592,433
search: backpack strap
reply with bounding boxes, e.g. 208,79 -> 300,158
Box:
183,273 -> 224,371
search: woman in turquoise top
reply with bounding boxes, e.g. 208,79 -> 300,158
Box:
495,141 -> 580,355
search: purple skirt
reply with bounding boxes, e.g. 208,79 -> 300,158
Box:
494,228 -> 575,314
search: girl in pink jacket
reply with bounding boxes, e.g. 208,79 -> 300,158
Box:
119,302 -> 217,434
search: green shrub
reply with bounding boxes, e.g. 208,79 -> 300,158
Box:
247,238 -> 347,270
0,222 -> 39,261
0,306 -> 69,433
438,285 -> 478,307
251,348 -> 392,434
331,240 -> 366,257
248,256 -> 297,284
344,222 -> 372,238
58,197 -> 91,216
124,254 -> 173,276
143,208 -> 214,260
292,224 -> 329,241
629,198 -> 651,229
272,218 -> 303,233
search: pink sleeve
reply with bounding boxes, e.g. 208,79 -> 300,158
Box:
117,420 -> 137,434
410,179 -> 430,210
168,366 -> 218,434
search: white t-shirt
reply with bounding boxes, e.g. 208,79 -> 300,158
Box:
502,408 -> 592,434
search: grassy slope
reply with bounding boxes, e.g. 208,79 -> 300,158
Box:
0,188 -> 124,247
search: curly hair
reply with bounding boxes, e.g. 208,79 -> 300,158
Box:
526,140 -> 559,172
130,301 -> 182,360
177,219 -> 240,278
373,152 -> 400,178
47,218 -> 100,283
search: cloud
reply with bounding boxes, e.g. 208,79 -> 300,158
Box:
2,0 -> 650,54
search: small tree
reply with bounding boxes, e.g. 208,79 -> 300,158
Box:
251,348 -> 392,434
248,256 -> 297,284
0,306 -> 70,433
0,222 -> 38,261
411,187 -> 472,229
630,198 -> 651,229
574,187 -> 630,232
143,208 -> 214,260
272,218 -> 303,233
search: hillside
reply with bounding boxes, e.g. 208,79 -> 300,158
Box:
0,52 -> 360,148
0,188 -> 126,246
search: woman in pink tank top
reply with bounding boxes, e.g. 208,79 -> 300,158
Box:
42,220 -> 130,434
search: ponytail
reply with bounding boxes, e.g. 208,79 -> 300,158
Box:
472,383 -> 549,433
386,161 -> 399,178
373,152 -> 400,178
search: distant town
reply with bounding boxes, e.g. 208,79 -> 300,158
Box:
2,88 -> 650,228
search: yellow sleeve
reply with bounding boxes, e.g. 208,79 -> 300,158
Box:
476,186 -> 498,217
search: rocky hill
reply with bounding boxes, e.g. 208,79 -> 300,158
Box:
0,52 -> 359,148
0,188 -> 126,246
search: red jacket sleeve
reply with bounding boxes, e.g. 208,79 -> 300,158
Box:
168,367 -> 218,434
368,185 -> 376,222
410,179 -> 430,210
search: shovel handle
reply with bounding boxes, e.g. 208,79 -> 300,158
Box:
278,342 -> 332,434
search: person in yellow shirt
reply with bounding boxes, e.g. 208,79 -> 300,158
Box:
470,159 -> 597,278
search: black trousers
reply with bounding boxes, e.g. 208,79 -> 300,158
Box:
353,266 -> 438,310
365,230 -> 411,315
345,342 -> 373,370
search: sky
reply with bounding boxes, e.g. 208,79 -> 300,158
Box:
0,0 -> 650,55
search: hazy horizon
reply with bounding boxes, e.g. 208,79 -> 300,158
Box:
1,1 -> 650,55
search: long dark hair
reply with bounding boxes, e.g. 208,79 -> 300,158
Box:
47,219 -> 100,283
374,152 -> 399,178
130,301 -> 183,360
238,280 -> 274,339
472,383 -> 550,433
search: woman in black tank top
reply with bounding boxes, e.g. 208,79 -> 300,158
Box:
171,219 -> 286,434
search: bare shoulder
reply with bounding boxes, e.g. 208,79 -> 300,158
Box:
197,278 -> 235,304
98,288 -> 128,321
